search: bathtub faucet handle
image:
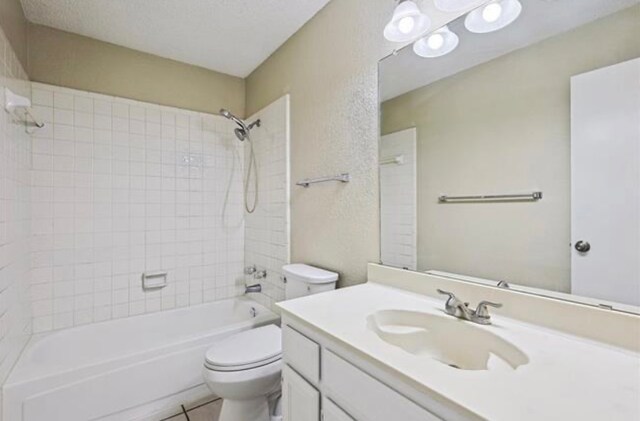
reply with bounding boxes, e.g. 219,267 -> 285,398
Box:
244,265 -> 257,275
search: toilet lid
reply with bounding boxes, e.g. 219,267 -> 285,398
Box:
205,325 -> 282,371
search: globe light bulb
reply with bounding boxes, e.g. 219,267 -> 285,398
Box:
398,16 -> 416,34
482,2 -> 503,23
427,33 -> 445,50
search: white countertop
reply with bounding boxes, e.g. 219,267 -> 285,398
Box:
278,282 -> 640,421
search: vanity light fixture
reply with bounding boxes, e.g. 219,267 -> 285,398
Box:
383,0 -> 431,42
413,25 -> 459,58
464,0 -> 522,33
433,0 -> 487,13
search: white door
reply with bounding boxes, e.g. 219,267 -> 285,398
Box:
571,58 -> 640,306
380,128 -> 417,270
282,365 -> 319,421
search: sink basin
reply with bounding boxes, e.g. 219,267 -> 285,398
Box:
367,310 -> 529,371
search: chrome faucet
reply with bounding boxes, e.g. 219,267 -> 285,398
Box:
254,269 -> 267,280
245,284 -> 262,294
437,289 -> 502,325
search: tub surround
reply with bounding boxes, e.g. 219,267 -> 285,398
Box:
277,264 -> 640,420
29,83 -> 247,332
0,25 -> 32,387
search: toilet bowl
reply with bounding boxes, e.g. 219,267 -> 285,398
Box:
203,325 -> 282,421
203,264 -> 339,421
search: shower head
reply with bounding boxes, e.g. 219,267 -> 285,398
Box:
219,108 -> 249,132
219,108 -> 261,142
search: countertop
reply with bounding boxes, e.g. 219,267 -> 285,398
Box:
278,282 -> 640,421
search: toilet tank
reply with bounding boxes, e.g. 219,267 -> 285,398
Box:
282,264 -> 338,300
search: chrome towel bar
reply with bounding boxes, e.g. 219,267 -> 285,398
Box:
438,191 -> 542,202
296,173 -> 350,188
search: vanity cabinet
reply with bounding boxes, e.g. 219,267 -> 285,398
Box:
281,319 -> 442,421
282,365 -> 319,421
322,397 -> 354,421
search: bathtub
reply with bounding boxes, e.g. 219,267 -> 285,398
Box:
3,297 -> 278,421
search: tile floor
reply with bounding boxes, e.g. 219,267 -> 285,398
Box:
161,399 -> 222,421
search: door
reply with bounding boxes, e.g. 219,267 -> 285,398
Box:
571,58 -> 640,306
282,365 -> 319,421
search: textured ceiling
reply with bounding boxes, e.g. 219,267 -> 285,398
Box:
381,0 -> 640,100
20,0 -> 331,77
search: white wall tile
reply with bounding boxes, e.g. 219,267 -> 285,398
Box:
29,84 -> 246,331
0,27 -> 32,386
244,96 -> 290,310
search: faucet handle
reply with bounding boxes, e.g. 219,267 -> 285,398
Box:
474,301 -> 502,318
437,289 -> 456,299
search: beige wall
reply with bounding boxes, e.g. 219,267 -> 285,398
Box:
27,24 -> 245,116
382,6 -> 640,292
245,0 -> 390,286
0,0 -> 28,70
245,0 -> 466,287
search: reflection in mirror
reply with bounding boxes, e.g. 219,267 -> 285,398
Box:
379,1 -> 640,312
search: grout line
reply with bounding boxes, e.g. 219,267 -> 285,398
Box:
180,404 -> 190,421
159,397 -> 222,421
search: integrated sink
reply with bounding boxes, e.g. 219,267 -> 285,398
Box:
367,310 -> 529,371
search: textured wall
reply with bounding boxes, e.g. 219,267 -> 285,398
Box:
245,0 -> 465,287
28,24 -> 246,117
381,6 -> 640,292
29,83 -> 246,332
0,0 -> 28,71
0,26 -> 31,386
245,0 -> 390,286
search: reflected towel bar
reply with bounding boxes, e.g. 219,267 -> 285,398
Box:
438,192 -> 543,202
379,155 -> 404,166
296,173 -> 350,188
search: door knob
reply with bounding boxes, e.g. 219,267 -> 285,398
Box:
575,241 -> 591,253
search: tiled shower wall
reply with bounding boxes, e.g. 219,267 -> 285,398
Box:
244,96 -> 290,310
29,83 -> 246,332
0,29 -> 32,383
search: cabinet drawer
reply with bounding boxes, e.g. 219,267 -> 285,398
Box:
323,350 -> 440,421
283,324 -> 320,384
282,365 -> 320,421
323,397 -> 355,421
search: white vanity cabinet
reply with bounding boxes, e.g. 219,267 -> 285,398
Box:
281,319 -> 442,421
282,365 -> 320,421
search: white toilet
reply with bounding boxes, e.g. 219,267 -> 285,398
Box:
203,264 -> 338,421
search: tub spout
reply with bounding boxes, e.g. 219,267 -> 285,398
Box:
245,284 -> 262,294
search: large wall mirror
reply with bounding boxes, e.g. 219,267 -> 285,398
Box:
379,0 -> 640,313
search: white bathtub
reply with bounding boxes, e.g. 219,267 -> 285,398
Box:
3,297 -> 278,421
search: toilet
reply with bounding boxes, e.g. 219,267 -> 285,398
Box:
203,264 -> 339,421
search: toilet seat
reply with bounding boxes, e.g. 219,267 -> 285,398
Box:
205,325 -> 282,372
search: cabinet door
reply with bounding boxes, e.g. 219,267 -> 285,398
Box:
282,364 -> 320,421
323,351 -> 440,421
323,397 -> 355,421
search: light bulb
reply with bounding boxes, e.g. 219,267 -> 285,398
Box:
482,2 -> 503,23
427,33 -> 445,50
383,0 -> 431,43
413,26 -> 459,58
464,0 -> 522,34
398,16 -> 416,34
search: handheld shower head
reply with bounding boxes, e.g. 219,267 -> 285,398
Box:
219,109 -> 261,142
219,107 -> 261,213
219,109 -> 249,133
